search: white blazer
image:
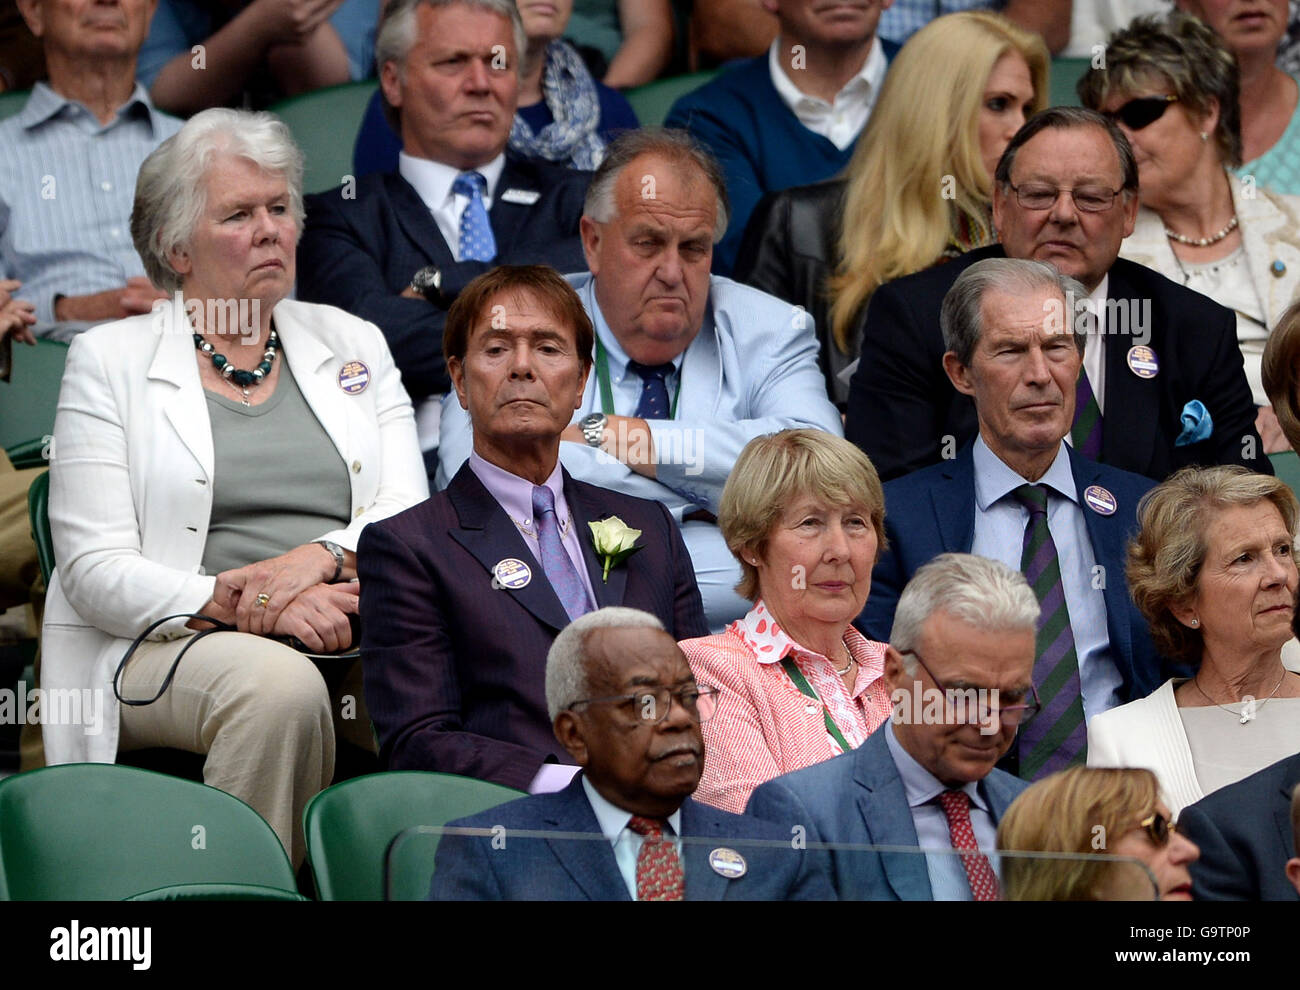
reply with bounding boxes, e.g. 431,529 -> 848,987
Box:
41,297 -> 428,764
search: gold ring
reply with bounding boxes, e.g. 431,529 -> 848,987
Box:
255,593 -> 271,608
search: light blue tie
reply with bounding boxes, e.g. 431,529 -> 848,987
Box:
453,171 -> 497,262
532,485 -> 592,622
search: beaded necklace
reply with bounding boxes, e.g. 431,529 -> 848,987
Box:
194,328 -> 279,406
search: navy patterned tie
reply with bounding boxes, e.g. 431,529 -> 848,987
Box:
626,360 -> 674,420
453,171 -> 497,262
531,485 -> 591,622
1011,483 -> 1087,779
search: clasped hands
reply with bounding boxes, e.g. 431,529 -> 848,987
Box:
190,543 -> 358,653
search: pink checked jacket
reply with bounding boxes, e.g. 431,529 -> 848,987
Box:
680,600 -> 893,814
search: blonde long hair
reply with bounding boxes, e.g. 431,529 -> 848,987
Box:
827,12 -> 1048,353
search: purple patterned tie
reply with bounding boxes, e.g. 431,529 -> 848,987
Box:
531,485 -> 591,622
1011,484 -> 1087,779
1071,367 -> 1103,460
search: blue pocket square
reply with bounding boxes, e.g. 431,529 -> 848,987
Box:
1175,400 -> 1212,446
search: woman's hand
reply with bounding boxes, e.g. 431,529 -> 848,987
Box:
214,542 -> 340,636
270,581 -> 360,653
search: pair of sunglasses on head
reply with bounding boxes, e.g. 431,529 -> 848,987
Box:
1104,94 -> 1179,131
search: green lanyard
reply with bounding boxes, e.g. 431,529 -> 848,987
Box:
779,657 -> 855,754
593,335 -> 681,419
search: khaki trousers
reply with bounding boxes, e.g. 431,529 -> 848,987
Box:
118,631 -> 336,869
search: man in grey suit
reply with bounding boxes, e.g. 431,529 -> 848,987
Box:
748,553 -> 1037,900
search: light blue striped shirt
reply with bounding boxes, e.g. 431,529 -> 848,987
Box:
0,82 -> 181,322
878,0 -> 1000,46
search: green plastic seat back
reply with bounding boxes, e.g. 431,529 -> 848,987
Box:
303,770 -> 524,900
126,883 -> 308,901
268,81 -> 379,194
0,89 -> 29,122
0,338 -> 69,451
27,469 -> 53,587
1048,56 -> 1090,108
625,69 -> 720,127
0,763 -> 297,900
1270,450 -> 1300,501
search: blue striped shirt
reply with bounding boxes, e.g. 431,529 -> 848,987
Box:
878,0 -> 1001,46
0,82 -> 181,322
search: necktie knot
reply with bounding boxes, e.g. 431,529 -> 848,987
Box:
627,360 -> 673,384
531,484 -> 557,518
937,788 -> 971,824
627,815 -> 669,840
626,360 -> 675,420
453,171 -> 487,197
1011,483 -> 1049,518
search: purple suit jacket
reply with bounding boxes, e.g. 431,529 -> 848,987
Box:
359,462 -> 708,790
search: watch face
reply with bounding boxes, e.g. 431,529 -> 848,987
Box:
580,413 -> 606,429
412,267 -> 441,293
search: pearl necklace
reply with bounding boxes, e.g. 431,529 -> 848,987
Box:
1164,214 -> 1238,246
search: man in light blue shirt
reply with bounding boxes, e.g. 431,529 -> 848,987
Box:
1,0 -> 178,332
438,128 -> 843,630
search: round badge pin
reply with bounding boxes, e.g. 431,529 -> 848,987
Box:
492,558 -> 532,590
1126,345 -> 1158,379
338,360 -> 371,394
708,847 -> 747,880
1083,485 -> 1117,516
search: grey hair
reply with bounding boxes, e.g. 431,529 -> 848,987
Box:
545,607 -> 666,721
993,105 -> 1139,194
889,553 -> 1040,674
582,128 -> 731,243
941,257 -> 1090,367
375,0 -> 526,132
130,108 -> 305,294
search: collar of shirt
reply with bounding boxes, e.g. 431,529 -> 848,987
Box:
582,775 -> 683,899
731,598 -> 885,691
19,80 -> 164,135
468,450 -> 569,538
884,720 -> 990,815
972,435 -> 1078,514
398,151 -> 506,215
590,300 -> 687,387
767,35 -> 886,121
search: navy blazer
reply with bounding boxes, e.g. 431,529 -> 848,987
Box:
859,443 -> 1165,703
297,155 -> 591,402
845,246 -> 1270,482
359,463 -> 708,791
430,774 -> 836,900
746,724 -> 1027,900
1178,752 -> 1300,901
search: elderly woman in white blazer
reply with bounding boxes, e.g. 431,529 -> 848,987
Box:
1078,12 -> 1300,452
1087,466 -> 1300,817
41,109 -> 427,867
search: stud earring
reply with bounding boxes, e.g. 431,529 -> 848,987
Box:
1200,131 -> 1208,143
1190,618 -> 1199,627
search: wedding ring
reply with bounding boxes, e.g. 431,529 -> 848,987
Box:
255,593 -> 271,608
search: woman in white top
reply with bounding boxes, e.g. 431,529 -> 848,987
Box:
1088,465 -> 1300,815
1077,11 -> 1300,453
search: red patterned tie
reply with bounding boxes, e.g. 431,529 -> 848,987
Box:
628,816 -> 684,901
937,790 -> 999,901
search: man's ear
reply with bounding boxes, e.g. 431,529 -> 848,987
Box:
553,712 -> 589,767
379,60 -> 404,115
448,355 -> 470,411
15,0 -> 43,37
579,216 -> 602,275
883,645 -> 908,690
1286,857 -> 1300,896
943,351 -> 976,397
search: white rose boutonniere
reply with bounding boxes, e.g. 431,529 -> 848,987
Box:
588,517 -> 643,582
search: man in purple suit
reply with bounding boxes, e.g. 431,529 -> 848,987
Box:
359,265 -> 708,792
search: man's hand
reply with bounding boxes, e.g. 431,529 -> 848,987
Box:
271,581 -> 360,653
54,278 -> 168,322
561,414 -> 657,478
253,0 -> 347,39
215,542 -> 340,637
1256,404 -> 1291,454
0,279 -> 36,344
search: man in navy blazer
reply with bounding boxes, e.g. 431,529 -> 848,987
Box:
431,608 -> 833,900
859,260 -> 1167,774
360,267 -> 707,793
1178,752 -> 1300,901
296,0 -> 590,453
747,553 -> 1035,900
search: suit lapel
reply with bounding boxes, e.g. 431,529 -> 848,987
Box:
148,300 -> 214,482
489,158 -> 544,247
679,799 -> 732,901
853,731 -> 931,900
275,302 -> 351,460
933,447 -> 976,552
543,778 -> 631,901
565,473 -> 628,608
447,466 -> 573,632
387,173 -> 456,268
1100,263 -> 1158,473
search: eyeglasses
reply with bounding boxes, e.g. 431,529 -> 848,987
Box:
1104,93 -> 1179,131
1006,182 -> 1126,213
570,684 -> 719,724
899,649 -> 1041,727
1136,811 -> 1180,847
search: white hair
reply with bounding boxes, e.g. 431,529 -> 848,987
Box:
130,108 -> 304,293
545,607 -> 666,721
889,553 -> 1040,674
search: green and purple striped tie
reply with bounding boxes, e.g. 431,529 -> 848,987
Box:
1071,367 -> 1103,460
1012,483 -> 1087,779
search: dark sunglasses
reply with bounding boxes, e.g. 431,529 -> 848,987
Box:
1137,811 -> 1180,847
1105,94 -> 1179,131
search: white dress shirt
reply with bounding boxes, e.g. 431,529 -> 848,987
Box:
767,36 -> 887,150
582,776 -> 683,899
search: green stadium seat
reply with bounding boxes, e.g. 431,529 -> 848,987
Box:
1270,450 -> 1300,501
626,69 -> 720,128
1049,56 -> 1091,109
26,469 -> 51,588
303,770 -> 524,900
0,89 -> 29,122
0,763 -> 298,900
268,80 -> 379,195
0,338 -> 68,452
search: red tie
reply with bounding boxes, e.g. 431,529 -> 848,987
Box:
937,790 -> 999,901
627,816 -> 684,901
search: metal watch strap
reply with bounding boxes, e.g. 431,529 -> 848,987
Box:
315,540 -> 344,583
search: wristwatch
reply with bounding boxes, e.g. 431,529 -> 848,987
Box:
578,412 -> 608,448
409,265 -> 443,304
314,540 -> 345,584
